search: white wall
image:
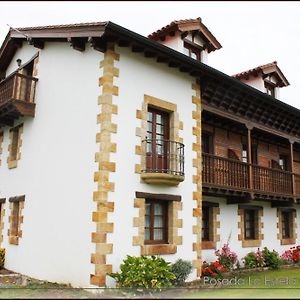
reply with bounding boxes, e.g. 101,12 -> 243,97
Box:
159,32 -> 209,64
0,42 -> 102,287
107,45 -> 197,285
202,196 -> 300,264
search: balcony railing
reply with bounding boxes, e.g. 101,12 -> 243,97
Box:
0,73 -> 38,105
0,73 -> 38,123
141,139 -> 184,176
202,153 -> 249,190
203,153 -> 295,197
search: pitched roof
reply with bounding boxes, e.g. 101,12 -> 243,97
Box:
232,61 -> 290,87
1,20 -> 300,139
148,17 -> 222,53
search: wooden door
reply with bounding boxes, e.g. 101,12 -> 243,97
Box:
146,108 -> 170,173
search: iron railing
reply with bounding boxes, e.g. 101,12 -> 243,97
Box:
141,139 -> 184,176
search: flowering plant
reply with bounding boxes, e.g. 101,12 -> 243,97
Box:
281,245 -> 300,264
215,243 -> 238,271
201,260 -> 228,279
243,248 -> 266,269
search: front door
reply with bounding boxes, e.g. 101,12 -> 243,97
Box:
146,107 -> 170,173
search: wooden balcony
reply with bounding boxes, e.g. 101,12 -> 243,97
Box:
0,73 -> 38,126
202,153 -> 297,201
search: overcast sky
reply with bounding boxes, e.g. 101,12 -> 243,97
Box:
1,1 -> 299,109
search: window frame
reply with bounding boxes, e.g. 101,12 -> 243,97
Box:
144,199 -> 168,245
264,81 -> 276,97
183,40 -> 202,61
202,131 -> 214,154
202,206 -> 210,241
244,209 -> 257,240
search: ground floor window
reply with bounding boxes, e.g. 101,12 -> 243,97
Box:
238,205 -> 263,247
244,209 -> 257,240
201,201 -> 220,249
145,200 -> 168,244
8,195 -> 25,245
277,208 -> 296,245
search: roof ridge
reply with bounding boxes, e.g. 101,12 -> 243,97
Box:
15,21 -> 108,31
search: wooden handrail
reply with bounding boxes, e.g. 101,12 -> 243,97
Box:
202,153 -> 296,196
0,73 -> 38,105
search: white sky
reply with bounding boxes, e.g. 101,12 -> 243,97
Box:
1,1 -> 300,109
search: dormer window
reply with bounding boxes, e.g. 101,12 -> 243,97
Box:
265,82 -> 275,97
184,40 -> 202,61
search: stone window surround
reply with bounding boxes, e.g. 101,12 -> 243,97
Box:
8,195 -> 25,245
238,205 -> 264,248
135,94 -> 184,186
133,191 -> 183,255
0,198 -> 5,245
202,201 -> 220,250
277,208 -> 297,245
7,124 -> 23,169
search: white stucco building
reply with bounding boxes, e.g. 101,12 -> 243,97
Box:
0,18 -> 299,287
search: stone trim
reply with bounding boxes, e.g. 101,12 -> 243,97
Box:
8,196 -> 25,245
238,207 -> 264,248
0,199 -> 5,245
90,44 -> 119,287
7,124 -> 23,169
277,208 -> 297,245
132,196 -> 182,255
135,94 -> 184,184
0,132 -> 3,166
191,82 -> 202,277
202,202 -> 220,250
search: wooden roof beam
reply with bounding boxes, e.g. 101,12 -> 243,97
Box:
27,38 -> 44,49
67,37 -> 86,52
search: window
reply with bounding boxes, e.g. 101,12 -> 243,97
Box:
282,211 -> 292,239
201,202 -> 220,249
278,208 -> 296,245
183,40 -> 202,61
244,209 -> 257,240
145,200 -> 168,244
10,127 -> 19,161
242,144 -> 258,164
279,155 -> 289,171
202,132 -> 213,154
265,82 -> 275,97
8,195 -> 25,245
11,202 -> 20,237
8,124 -> 23,169
202,206 -> 210,241
146,108 -> 170,173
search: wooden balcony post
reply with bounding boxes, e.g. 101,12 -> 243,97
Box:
289,139 -> 296,196
246,123 -> 254,193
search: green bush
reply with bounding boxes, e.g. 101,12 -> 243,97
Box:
108,255 -> 175,289
262,247 -> 281,270
0,248 -> 5,269
243,252 -> 257,269
170,259 -> 192,286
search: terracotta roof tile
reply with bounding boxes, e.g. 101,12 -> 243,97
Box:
232,61 -> 289,87
15,21 -> 108,31
148,17 -> 221,52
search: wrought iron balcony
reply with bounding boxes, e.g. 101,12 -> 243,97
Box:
141,139 -> 185,185
0,73 -> 38,126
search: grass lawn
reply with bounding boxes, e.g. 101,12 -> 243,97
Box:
1,267 -> 300,299
183,266 -> 300,299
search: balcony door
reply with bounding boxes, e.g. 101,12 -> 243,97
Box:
146,107 -> 170,173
